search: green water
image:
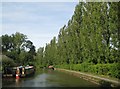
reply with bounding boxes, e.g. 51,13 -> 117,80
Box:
2,69 -> 99,87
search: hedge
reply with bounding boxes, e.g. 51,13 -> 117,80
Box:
55,63 -> 120,79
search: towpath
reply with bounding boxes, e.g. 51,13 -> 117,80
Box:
56,68 -> 120,86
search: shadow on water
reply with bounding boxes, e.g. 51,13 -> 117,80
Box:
2,69 -> 43,87
99,80 -> 112,88
2,69 -> 99,87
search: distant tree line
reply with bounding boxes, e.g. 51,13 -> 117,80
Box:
35,2 -> 120,78
1,32 -> 36,67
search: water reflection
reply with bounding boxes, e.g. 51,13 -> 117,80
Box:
15,78 -> 20,87
2,69 -> 98,87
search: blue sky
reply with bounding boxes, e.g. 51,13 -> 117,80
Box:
1,2 -> 78,50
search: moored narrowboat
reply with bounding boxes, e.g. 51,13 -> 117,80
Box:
2,65 -> 35,78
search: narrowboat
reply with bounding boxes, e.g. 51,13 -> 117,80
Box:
2,65 -> 35,78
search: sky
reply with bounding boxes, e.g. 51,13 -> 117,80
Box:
1,1 -> 78,50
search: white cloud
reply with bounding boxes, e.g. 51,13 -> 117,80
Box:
28,33 -> 57,49
1,2 -> 77,50
1,0 -> 78,2
2,2 -> 76,24
1,0 -> 119,2
2,12 -> 52,24
2,23 -> 59,49
0,25 -> 2,36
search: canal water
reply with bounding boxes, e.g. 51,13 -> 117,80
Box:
2,69 -> 98,87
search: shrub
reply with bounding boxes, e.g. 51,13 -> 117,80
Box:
55,63 -> 120,79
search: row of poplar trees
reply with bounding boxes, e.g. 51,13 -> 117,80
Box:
35,2 -> 120,78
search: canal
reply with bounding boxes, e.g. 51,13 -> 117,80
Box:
2,69 -> 98,87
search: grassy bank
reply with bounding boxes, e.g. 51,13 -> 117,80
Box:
56,68 -> 120,87
55,63 -> 120,87
55,63 -> 120,79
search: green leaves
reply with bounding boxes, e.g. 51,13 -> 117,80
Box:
2,55 -> 16,68
36,2 -> 119,78
1,32 -> 36,65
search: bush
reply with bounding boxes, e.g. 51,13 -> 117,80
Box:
55,63 -> 120,79
2,55 -> 16,67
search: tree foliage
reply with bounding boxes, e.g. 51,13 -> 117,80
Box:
36,2 -> 119,78
1,32 -> 36,65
